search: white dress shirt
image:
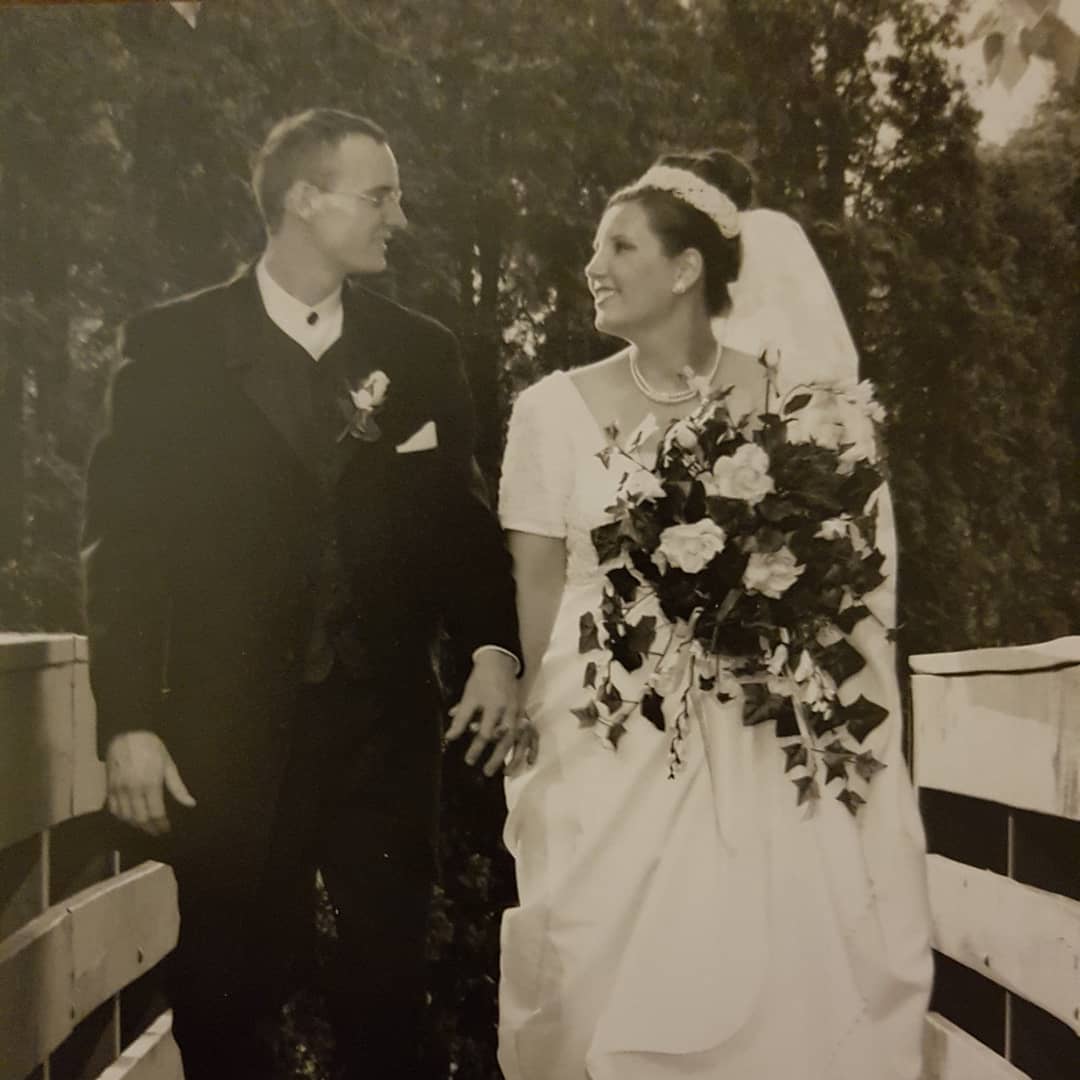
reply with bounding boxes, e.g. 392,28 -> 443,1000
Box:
255,257 -> 343,360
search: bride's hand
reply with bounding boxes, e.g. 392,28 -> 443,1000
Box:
505,718 -> 540,776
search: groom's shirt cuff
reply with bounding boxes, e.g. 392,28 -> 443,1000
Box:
472,645 -> 523,677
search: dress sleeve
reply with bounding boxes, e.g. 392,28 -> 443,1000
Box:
498,373 -> 576,539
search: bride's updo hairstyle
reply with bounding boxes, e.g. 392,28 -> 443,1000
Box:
608,149 -> 753,316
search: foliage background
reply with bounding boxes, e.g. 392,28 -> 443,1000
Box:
1,1 -> 1076,1075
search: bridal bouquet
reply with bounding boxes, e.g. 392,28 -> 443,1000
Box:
575,364 -> 892,814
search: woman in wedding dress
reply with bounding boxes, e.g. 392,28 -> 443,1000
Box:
496,150 -> 933,1080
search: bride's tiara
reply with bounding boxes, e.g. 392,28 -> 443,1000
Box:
618,165 -> 741,239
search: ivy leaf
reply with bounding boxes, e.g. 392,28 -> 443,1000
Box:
607,566 -> 639,601
837,788 -> 867,816
592,521 -> 623,563
572,702 -> 599,728
641,687 -> 665,731
834,604 -> 871,634
578,612 -> 600,653
603,421 -> 620,444
853,750 -> 888,782
583,661 -> 598,689
698,675 -> 716,691
626,615 -> 657,656
783,391 -> 814,415
822,741 -> 851,784
608,721 -> 628,749
818,638 -> 866,685
599,680 -> 623,714
596,447 -> 614,468
610,632 -> 645,673
782,742 -> 809,773
837,695 -> 889,742
794,775 -> 820,806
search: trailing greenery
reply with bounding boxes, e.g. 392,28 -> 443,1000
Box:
1,2 -> 1076,1074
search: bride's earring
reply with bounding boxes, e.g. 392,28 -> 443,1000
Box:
673,281 -> 686,295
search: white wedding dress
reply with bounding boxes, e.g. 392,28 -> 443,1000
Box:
496,366 -> 933,1080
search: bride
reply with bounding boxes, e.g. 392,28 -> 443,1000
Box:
496,149 -> 933,1080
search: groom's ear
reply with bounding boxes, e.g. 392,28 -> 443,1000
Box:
287,180 -> 318,222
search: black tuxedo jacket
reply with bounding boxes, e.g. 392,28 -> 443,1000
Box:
83,268 -> 520,822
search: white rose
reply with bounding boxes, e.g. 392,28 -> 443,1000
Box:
834,398 -> 878,474
658,519 -> 728,574
766,643 -> 789,675
623,468 -> 666,503
743,546 -> 804,598
704,443 -> 775,505
669,419 -> 699,450
366,369 -> 390,406
785,389 -> 842,449
351,370 -> 390,411
816,516 -> 850,541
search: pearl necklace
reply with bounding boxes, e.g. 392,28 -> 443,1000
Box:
628,345 -> 722,404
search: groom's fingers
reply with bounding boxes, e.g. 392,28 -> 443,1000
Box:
444,699 -> 475,743
465,703 -> 506,766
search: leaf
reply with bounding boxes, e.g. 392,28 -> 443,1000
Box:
834,604 -> 871,634
837,788 -> 867,816
592,521 -> 623,563
783,391 -> 813,415
608,721 -> 628,749
599,680 -> 623,713
853,750 -> 887,782
837,695 -> 889,743
818,638 -> 866,685
782,742 -> 809,773
596,447 -> 614,468
583,661 -> 598,689
698,675 -> 715,691
641,687 -> 665,731
794,775 -> 820,806
626,615 -> 657,656
572,702 -> 599,728
606,566 -> 639,601
603,421 -> 620,444
578,612 -> 600,653
610,632 -> 645,673
822,742 -> 851,784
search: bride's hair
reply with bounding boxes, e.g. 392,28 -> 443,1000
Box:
609,149 -> 754,316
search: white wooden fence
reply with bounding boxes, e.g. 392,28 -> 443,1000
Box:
0,634 -> 181,1080
913,636 -> 1080,1080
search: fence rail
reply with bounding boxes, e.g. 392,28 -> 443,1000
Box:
0,634 -> 181,1080
912,636 -> 1080,1080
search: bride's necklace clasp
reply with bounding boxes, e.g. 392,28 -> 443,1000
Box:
629,345 -> 721,405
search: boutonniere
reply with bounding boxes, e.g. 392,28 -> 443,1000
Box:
338,369 -> 390,442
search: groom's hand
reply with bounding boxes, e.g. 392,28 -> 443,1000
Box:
445,651 -> 523,776
105,731 -> 196,836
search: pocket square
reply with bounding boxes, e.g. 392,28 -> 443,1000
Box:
395,420 -> 438,454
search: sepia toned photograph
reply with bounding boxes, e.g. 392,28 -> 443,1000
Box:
0,1 -> 1077,1078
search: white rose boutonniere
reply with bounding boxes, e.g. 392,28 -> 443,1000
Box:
340,369 -> 390,442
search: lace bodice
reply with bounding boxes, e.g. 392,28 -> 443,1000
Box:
499,371 -> 638,587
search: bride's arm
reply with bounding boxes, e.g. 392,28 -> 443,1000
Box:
508,530 -> 567,703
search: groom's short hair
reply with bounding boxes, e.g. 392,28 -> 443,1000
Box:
253,108 -> 388,232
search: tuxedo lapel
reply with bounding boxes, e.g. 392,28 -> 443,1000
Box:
223,269 -> 320,472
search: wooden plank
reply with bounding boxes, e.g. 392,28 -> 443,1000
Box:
72,655 -> 106,818
96,1013 -> 183,1080
0,657 -> 77,849
0,633 -> 77,673
910,636 -> 1080,676
926,855 -> 1080,1036
0,862 -> 179,1080
912,666 -> 1080,820
0,636 -> 105,850
921,1012 -> 1030,1080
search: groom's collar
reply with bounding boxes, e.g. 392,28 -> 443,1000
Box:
254,256 -> 344,360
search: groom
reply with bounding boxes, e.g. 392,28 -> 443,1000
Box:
83,109 -> 523,1079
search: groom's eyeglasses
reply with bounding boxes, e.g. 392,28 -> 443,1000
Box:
318,187 -> 404,212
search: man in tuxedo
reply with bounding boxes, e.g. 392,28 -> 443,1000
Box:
83,109 -> 523,1079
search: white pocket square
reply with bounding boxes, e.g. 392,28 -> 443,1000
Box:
395,420 -> 438,454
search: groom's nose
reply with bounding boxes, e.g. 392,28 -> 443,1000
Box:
386,198 -> 408,230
